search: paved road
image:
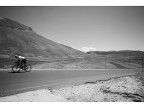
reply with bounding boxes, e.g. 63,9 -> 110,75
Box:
0,69 -> 136,97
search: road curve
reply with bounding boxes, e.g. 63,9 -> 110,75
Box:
0,69 -> 136,97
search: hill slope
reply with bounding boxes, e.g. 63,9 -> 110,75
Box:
0,17 -> 85,58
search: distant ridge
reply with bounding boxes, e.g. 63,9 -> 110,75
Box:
0,17 -> 86,58
87,50 -> 144,58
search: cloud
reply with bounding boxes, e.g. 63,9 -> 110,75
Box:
79,47 -> 97,52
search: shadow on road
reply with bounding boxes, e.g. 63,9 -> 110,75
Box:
8,71 -> 27,74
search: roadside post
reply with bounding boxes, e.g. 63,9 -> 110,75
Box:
105,57 -> 106,69
129,59 -> 130,69
142,57 -> 144,73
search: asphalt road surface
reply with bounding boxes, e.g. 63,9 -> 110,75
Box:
0,69 -> 137,97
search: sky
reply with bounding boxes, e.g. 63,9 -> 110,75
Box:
0,6 -> 144,52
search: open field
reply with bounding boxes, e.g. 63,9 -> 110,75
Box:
32,56 -> 142,69
0,55 -> 142,69
0,57 -> 73,68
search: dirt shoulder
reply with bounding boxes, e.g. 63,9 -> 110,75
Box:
0,75 -> 143,102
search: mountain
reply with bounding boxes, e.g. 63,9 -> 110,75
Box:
87,50 -> 144,58
0,17 -> 85,58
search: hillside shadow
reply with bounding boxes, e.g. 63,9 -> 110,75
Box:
108,62 -> 128,69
